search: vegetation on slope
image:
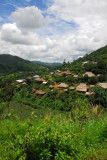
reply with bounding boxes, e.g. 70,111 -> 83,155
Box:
78,45 -> 107,63
0,54 -> 46,75
0,108 -> 107,160
0,54 -> 30,65
56,45 -> 107,78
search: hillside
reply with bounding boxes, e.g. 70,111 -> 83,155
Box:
0,48 -> 107,160
60,45 -> 107,75
0,54 -> 46,75
0,54 -> 30,65
75,45 -> 107,64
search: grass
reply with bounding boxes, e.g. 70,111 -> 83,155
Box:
0,111 -> 107,160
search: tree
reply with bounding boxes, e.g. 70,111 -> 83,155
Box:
88,76 -> 98,85
83,74 -> 88,82
62,59 -> 67,67
90,85 -> 107,107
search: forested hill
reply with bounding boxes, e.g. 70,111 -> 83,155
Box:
74,45 -> 107,64
59,45 -> 107,76
0,54 -> 45,75
0,54 -> 30,64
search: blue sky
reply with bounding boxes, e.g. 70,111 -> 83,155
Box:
0,0 -> 107,62
0,0 -> 47,20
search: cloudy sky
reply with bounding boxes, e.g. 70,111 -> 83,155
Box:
0,0 -> 107,62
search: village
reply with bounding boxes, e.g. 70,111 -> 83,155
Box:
15,68 -> 107,97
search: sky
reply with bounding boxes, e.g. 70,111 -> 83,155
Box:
0,0 -> 107,62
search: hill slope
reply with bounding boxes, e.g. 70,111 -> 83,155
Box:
0,54 -> 45,75
59,45 -> 107,76
75,45 -> 107,64
0,54 -> 30,65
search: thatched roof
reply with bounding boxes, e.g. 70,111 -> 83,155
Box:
16,79 -> 25,83
98,83 -> 107,90
34,78 -> 43,83
64,89 -> 68,92
57,70 -> 61,73
73,75 -> 78,78
63,71 -> 72,76
27,77 -> 32,79
76,83 -> 87,93
83,72 -> 95,77
33,75 -> 40,78
36,90 -> 46,95
85,92 -> 94,96
55,70 -> 61,74
49,85 -> 54,89
58,83 -> 68,88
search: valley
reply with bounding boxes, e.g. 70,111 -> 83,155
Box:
0,46 -> 107,160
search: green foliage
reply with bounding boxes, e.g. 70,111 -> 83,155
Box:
0,54 -> 46,75
71,45 -> 107,78
0,47 -> 107,159
0,112 -> 106,160
70,63 -> 85,74
90,85 -> 107,107
98,75 -> 107,82
52,75 -> 65,83
88,76 -> 98,85
83,74 -> 88,82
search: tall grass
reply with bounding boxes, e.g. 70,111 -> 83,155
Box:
0,111 -> 106,160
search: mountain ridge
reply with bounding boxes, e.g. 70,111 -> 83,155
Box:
0,54 -> 45,75
0,54 -> 30,65
32,60 -> 62,67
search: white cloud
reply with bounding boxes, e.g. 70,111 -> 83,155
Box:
9,6 -> 49,31
0,1 -> 107,62
1,23 -> 41,45
46,0 -> 107,58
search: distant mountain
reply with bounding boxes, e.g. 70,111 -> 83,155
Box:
0,54 -> 45,75
32,61 -> 62,67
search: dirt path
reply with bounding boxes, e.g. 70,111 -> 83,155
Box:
54,82 -> 58,89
